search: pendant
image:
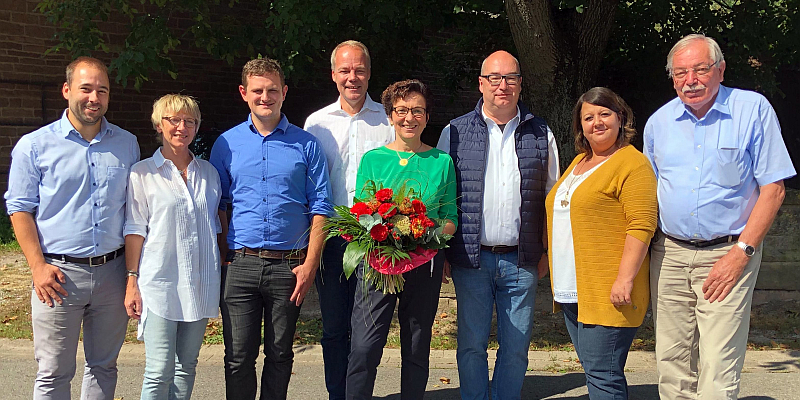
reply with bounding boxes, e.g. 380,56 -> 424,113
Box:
399,158 -> 409,166
561,199 -> 569,207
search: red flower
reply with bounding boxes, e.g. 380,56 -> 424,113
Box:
377,203 -> 397,219
411,199 -> 426,215
350,202 -> 372,219
341,233 -> 354,242
375,188 -> 393,202
370,224 -> 389,242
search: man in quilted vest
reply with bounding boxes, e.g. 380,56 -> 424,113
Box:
436,50 -> 560,400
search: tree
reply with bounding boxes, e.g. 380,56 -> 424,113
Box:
36,0 -> 799,165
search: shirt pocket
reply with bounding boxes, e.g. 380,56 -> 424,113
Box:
715,133 -> 741,187
106,166 -> 129,203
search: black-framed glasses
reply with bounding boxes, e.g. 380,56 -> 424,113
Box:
480,73 -> 522,86
162,116 -> 198,128
670,60 -> 720,80
392,107 -> 427,118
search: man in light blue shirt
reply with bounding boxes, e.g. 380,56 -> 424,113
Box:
209,58 -> 332,400
644,34 -> 795,399
5,56 -> 140,399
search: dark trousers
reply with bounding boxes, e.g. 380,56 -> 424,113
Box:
220,252 -> 302,400
346,252 -> 444,400
561,303 -> 639,400
316,237 -> 357,400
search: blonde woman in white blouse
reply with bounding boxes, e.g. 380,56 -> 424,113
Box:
124,94 -> 222,400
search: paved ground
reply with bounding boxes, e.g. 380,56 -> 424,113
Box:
1,339 -> 798,399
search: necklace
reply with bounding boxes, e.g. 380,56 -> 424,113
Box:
560,159 -> 586,208
395,142 -> 425,166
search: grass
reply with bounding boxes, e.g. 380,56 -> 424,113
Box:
1,241 -> 798,351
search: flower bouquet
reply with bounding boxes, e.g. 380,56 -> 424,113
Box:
325,180 -> 453,294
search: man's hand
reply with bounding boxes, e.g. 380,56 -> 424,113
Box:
291,261 -> 317,307
702,247 -> 749,303
442,259 -> 451,284
537,253 -> 549,279
30,262 -> 68,307
610,278 -> 634,307
124,279 -> 143,319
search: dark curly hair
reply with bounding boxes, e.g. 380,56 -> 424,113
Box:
572,87 -> 636,158
381,79 -> 432,117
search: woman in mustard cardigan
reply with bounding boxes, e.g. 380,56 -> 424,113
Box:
545,87 -> 657,399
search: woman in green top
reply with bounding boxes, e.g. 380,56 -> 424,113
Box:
346,79 -> 457,399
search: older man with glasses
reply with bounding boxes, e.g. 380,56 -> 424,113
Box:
644,33 -> 795,399
437,50 -> 560,400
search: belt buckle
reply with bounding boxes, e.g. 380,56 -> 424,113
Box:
90,254 -> 109,267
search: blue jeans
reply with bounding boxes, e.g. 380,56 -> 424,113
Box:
316,237 -> 357,400
451,250 -> 537,400
141,311 -> 208,400
560,303 -> 638,400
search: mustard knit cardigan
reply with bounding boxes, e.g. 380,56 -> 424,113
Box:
545,145 -> 657,327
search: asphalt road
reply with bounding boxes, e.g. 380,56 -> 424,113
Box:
1,339 -> 798,399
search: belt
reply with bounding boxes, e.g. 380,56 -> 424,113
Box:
237,247 -> 306,260
43,248 -> 125,267
663,233 -> 739,248
480,245 -> 518,254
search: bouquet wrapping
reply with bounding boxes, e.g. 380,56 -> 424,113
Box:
325,180 -> 452,293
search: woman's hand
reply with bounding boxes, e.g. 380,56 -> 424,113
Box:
124,279 -> 143,320
610,278 -> 633,307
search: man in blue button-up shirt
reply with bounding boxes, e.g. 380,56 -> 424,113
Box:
209,58 -> 332,400
644,34 -> 795,399
5,57 -> 140,400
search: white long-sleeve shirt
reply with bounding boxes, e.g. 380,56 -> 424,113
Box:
304,95 -> 394,207
437,106 -> 560,246
124,148 -> 222,327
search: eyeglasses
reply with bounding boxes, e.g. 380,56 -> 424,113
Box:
392,107 -> 427,118
670,61 -> 720,80
479,73 -> 521,86
162,116 -> 198,128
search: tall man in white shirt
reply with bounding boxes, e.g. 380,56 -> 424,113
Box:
437,50 -> 559,400
303,40 -> 393,400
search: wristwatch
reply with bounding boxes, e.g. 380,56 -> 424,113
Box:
736,241 -> 756,257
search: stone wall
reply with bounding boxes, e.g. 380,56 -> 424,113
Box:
758,188 -> 800,292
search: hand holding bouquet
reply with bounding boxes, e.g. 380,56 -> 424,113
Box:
325,180 -> 453,293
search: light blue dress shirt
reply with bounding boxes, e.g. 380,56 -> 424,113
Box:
209,114 -> 333,250
643,85 -> 795,241
5,110 -> 140,256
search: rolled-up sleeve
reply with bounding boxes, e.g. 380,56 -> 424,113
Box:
619,162 -> 658,245
123,169 -> 149,238
5,136 -> 40,215
305,139 -> 334,217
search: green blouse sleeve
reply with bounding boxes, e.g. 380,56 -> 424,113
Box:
439,155 -> 458,228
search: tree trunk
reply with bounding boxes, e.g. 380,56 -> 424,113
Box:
505,0 -> 618,167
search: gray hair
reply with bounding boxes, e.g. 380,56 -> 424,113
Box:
666,34 -> 725,76
330,40 -> 371,71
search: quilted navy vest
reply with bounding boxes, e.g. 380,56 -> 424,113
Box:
444,99 -> 549,269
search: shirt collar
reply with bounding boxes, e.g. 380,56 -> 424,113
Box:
247,113 -> 289,136
480,105 -> 521,130
153,147 -> 196,169
673,84 -> 732,121
59,109 -> 112,139
326,94 -> 384,116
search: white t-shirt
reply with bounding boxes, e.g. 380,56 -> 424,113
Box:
551,160 -> 607,303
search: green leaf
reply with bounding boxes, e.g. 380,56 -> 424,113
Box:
343,241 -> 367,279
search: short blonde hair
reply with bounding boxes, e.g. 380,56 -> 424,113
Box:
151,94 -> 201,131
330,40 -> 371,71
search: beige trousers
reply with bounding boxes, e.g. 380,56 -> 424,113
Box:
650,233 -> 762,400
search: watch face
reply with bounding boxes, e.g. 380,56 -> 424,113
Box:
744,245 -> 756,256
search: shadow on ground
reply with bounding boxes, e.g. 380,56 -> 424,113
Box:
374,373 -> 659,399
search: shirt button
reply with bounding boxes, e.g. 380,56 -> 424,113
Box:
690,212 -> 695,216
697,145 -> 701,148
94,203 -> 98,206
263,157 -> 266,160
263,198 -> 266,202
262,177 -> 265,181
93,182 -> 97,186
94,223 -> 98,227
695,167 -> 699,170
263,218 -> 267,222
91,163 -> 95,166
